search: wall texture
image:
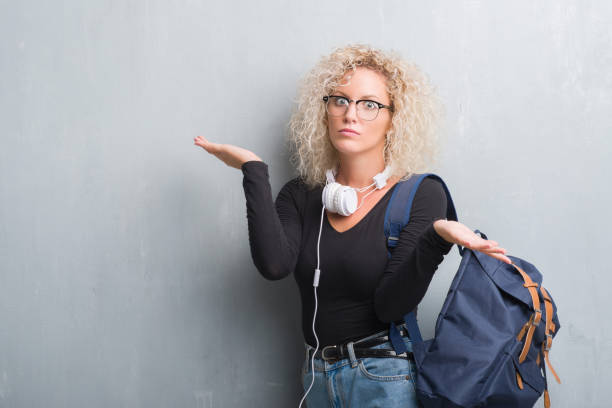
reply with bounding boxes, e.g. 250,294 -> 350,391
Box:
1,1 -> 610,407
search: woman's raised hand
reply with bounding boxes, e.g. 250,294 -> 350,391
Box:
194,135 -> 262,169
433,219 -> 512,264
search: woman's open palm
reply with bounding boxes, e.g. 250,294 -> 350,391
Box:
194,135 -> 262,169
433,220 -> 512,264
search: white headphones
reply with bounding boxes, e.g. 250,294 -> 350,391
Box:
321,165 -> 392,216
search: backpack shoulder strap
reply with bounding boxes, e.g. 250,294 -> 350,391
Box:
383,173 -> 458,351
384,173 -> 458,259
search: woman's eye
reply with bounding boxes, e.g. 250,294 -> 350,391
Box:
335,98 -> 349,106
364,101 -> 377,110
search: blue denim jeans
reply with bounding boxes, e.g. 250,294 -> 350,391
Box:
299,325 -> 419,407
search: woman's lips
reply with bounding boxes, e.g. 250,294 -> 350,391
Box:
339,128 -> 360,136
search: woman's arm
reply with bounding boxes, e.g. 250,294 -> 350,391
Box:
373,178 -> 510,322
241,160 -> 303,280
193,136 -> 302,281
373,177 -> 453,323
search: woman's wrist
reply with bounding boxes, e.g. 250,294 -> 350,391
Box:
416,220 -> 454,256
241,158 -> 263,165
432,218 -> 454,247
433,219 -> 448,238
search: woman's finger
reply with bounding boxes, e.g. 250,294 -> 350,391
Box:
463,239 -> 492,250
196,136 -> 211,148
478,245 -> 506,253
195,136 -> 222,154
194,136 -> 208,149
483,251 -> 512,265
195,135 -> 212,145
483,246 -> 505,253
471,238 -> 503,251
462,236 -> 507,253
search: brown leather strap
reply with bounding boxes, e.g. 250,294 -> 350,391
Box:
511,267 -> 560,408
544,350 -> 561,384
516,314 -> 533,342
511,263 -> 542,363
540,286 -> 561,384
515,370 -> 524,390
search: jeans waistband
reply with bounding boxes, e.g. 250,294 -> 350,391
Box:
304,323 -> 412,368
305,322 -> 411,352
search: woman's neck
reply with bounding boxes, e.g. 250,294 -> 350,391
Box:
335,153 -> 387,188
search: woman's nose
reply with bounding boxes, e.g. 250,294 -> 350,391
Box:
344,101 -> 358,122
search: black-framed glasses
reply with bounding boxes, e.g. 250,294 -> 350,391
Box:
323,95 -> 394,121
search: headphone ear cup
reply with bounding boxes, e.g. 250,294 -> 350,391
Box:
323,182 -> 342,214
332,184 -> 344,214
322,182 -> 333,212
336,186 -> 357,216
322,182 -> 334,212
323,183 -> 357,216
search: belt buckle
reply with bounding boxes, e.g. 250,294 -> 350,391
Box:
321,345 -> 337,361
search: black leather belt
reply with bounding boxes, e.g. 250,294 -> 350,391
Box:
309,328 -> 414,362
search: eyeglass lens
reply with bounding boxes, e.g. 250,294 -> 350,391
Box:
325,96 -> 380,121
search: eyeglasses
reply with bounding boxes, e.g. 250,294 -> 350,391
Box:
323,95 -> 394,121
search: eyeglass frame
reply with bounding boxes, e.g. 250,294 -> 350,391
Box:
322,95 -> 394,121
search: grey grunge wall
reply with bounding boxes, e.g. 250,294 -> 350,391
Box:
1,1 -> 610,406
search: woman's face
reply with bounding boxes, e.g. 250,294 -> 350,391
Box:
326,67 -> 393,158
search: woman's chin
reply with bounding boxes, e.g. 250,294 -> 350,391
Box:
331,140 -> 366,155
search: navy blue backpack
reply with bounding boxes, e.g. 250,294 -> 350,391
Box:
384,173 -> 561,408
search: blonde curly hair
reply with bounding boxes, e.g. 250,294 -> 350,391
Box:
286,43 -> 445,190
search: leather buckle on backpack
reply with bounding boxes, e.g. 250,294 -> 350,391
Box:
532,308 -> 542,326
543,334 -> 553,351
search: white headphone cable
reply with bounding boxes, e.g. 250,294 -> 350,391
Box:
354,180 -> 376,192
354,184 -> 378,211
298,203 -> 326,407
298,175 -> 382,406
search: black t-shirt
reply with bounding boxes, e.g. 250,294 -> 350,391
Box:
240,160 -> 454,347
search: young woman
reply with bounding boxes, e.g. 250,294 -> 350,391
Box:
195,44 -> 510,407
